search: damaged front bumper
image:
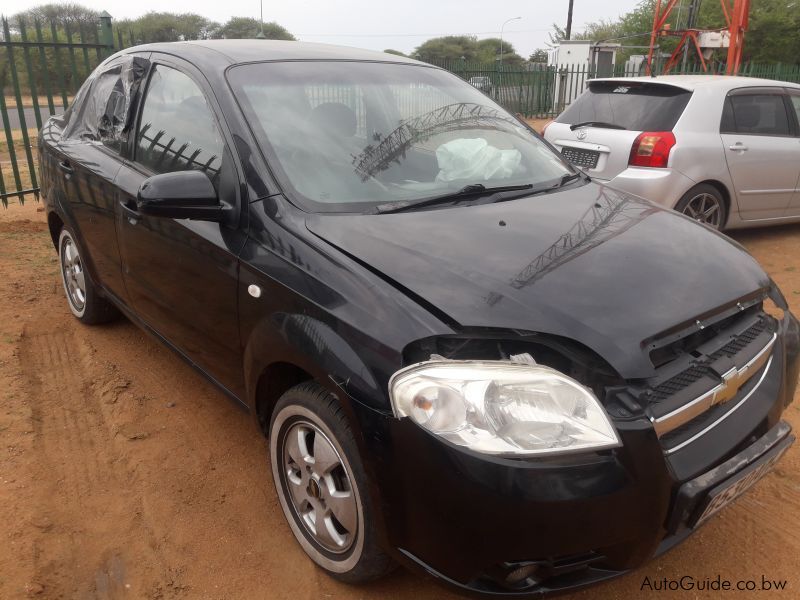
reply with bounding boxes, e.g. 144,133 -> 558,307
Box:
353,310 -> 799,597
665,420 -> 794,537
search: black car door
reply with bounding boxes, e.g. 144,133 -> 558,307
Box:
114,58 -> 248,398
54,56 -> 136,302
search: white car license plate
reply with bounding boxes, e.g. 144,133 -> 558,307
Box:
694,444 -> 789,526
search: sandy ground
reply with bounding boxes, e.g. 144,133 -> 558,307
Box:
524,117 -> 551,133
0,200 -> 799,599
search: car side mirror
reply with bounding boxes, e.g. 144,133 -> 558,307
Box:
137,171 -> 224,221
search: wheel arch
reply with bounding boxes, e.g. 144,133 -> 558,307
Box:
245,312 -> 386,436
254,361 -> 315,435
47,211 -> 64,249
47,207 -> 104,284
695,179 -> 732,226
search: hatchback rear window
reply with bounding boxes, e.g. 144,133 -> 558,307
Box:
556,82 -> 692,131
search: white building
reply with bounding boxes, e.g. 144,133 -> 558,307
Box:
548,40 -> 621,111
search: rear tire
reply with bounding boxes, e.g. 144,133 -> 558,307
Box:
58,227 -> 118,324
269,382 -> 395,583
675,184 -> 727,230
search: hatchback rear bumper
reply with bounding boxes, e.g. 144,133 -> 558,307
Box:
597,167 -> 696,208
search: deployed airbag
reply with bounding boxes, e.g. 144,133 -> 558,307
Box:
435,138 -> 521,182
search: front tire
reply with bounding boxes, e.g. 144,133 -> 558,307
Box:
269,382 -> 394,583
675,184 -> 727,230
58,227 -> 118,324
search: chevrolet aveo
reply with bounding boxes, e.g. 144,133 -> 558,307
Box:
39,41 -> 799,596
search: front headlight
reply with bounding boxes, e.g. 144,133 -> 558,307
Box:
389,360 -> 621,456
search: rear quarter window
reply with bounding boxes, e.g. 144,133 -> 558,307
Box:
556,82 -> 692,131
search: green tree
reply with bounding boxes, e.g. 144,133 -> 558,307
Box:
115,12 -> 218,42
548,23 -> 567,46
723,0 -> 800,63
528,49 -> 550,63
10,3 -> 98,28
212,17 -> 295,40
5,4 -> 105,94
412,35 -> 479,62
412,35 -> 523,64
476,38 -> 524,65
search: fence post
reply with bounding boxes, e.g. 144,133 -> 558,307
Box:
98,11 -> 114,56
556,68 -> 567,114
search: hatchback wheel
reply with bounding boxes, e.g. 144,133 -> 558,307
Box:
269,382 -> 394,582
58,227 -> 118,324
675,184 -> 726,230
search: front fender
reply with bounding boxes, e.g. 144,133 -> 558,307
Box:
239,200 -> 455,417
242,311 -> 386,414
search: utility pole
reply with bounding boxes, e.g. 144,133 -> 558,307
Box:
256,0 -> 266,39
500,16 -> 522,67
565,0 -> 574,40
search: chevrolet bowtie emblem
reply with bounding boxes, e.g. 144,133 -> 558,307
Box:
713,367 -> 743,406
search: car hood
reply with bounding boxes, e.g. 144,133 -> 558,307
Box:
305,182 -> 769,378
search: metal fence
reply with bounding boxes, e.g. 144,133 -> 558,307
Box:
433,59 -> 800,119
0,14 -> 119,206
3,14 -> 800,206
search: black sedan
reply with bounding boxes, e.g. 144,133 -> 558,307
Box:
38,40 -> 799,596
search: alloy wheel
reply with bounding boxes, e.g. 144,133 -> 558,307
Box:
281,420 -> 358,554
681,192 -> 723,228
61,235 -> 87,312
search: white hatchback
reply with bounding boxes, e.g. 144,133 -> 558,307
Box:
544,76 -> 800,230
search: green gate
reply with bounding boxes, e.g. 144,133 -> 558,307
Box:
0,13 -> 117,206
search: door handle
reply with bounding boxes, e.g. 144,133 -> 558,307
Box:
728,143 -> 748,152
58,160 -> 74,175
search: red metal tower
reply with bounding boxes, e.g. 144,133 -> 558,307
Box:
646,0 -> 751,76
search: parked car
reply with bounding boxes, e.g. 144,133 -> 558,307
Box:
544,76 -> 800,230
469,75 -> 493,93
40,41 -> 799,597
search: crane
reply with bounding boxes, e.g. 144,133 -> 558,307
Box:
646,0 -> 751,76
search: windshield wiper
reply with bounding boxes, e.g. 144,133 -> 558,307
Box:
374,183 -> 534,214
521,172 -> 585,197
558,172 -> 584,186
569,121 -> 626,131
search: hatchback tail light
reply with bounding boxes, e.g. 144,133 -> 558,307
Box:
628,131 -> 676,168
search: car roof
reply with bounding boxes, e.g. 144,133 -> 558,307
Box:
121,39 -> 427,70
590,75 -> 800,92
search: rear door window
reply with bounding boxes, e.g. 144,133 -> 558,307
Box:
556,82 -> 691,131
721,93 -> 792,136
62,56 -> 149,152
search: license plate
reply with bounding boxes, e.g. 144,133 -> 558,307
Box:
693,443 -> 789,527
561,147 -> 600,169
